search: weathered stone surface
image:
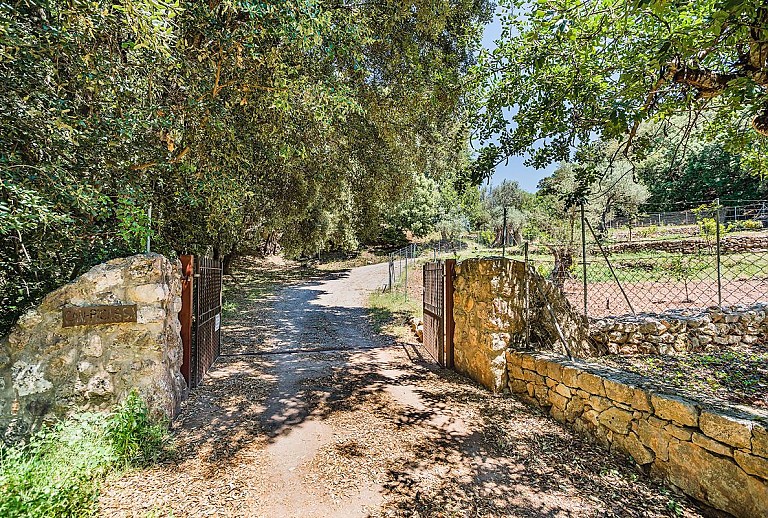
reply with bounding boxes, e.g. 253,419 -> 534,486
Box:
664,424 -> 693,442
665,440 -> 768,518
651,394 -> 699,427
630,389 -> 652,412
613,431 -> 655,465
603,378 -> 634,406
734,450 -> 768,480
577,372 -> 605,396
590,303 -> 768,357
598,407 -> 633,434
561,365 -> 579,386
505,352 -> 768,516
0,254 -> 185,439
637,419 -> 670,461
453,259 -> 523,392
691,432 -> 733,457
549,391 -> 569,411
554,383 -> 571,398
754,423 -> 768,458
699,410 -> 753,449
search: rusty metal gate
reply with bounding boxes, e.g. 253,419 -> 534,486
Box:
422,260 -> 455,367
179,255 -> 223,388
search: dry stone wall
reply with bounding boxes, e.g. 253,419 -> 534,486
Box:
0,253 -> 186,441
453,258 -> 594,392
590,304 -> 768,355
506,350 -> 768,518
605,233 -> 768,254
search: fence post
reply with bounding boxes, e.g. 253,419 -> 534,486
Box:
502,206 -> 507,258
404,246 -> 409,301
524,242 -> 530,347
444,259 -> 456,369
581,202 -> 588,317
715,198 -> 722,306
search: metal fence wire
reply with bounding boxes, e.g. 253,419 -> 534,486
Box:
528,199 -> 768,317
384,240 -> 468,295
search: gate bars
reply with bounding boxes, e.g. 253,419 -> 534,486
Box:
179,255 -> 223,389
422,259 -> 455,368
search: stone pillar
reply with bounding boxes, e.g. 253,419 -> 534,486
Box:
0,253 -> 186,441
453,258 -> 525,391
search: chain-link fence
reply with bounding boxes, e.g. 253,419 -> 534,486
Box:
383,240 -> 469,297
542,200 -> 768,317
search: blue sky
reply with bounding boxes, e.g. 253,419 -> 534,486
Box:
479,9 -> 557,192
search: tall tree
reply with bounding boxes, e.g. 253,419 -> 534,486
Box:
473,0 -> 768,183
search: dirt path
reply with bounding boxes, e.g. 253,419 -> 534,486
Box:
100,261 -> 708,517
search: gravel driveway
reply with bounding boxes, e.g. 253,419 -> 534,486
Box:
99,260 -> 708,517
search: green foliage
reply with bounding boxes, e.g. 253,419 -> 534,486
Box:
636,138 -> 765,209
106,391 -> 171,467
0,392 -> 170,517
473,0 -> 768,180
729,219 -> 763,231
0,414 -> 111,517
638,225 -> 658,238
0,0 -> 493,333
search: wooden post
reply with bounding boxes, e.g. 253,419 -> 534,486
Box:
179,255 -> 194,385
444,259 -> 456,369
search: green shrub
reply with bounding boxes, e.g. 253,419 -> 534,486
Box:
637,225 -> 658,238
106,391 -> 171,467
0,392 -> 172,517
478,229 -> 495,246
0,414 -> 112,517
727,219 -> 763,231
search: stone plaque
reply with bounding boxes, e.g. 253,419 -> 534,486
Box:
62,304 -> 138,328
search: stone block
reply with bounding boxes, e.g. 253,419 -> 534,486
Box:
631,389 -> 652,412
692,432 -> 733,457
582,409 -> 599,427
603,377 -> 634,406
613,431 -> 655,465
564,397 -> 584,422
550,405 -> 566,423
534,384 -> 549,403
534,357 -> 550,376
561,366 -> 580,387
651,394 -> 699,427
753,424 -> 768,458
549,391 -> 569,411
520,355 -> 536,370
664,424 -> 693,442
666,440 -> 768,518
699,411 -> 753,449
508,379 -> 527,394
554,383 -> 571,398
638,419 -> 670,461
508,364 -> 524,381
598,407 -> 633,435
734,450 -> 768,480
546,361 -> 563,381
587,395 -> 612,413
506,350 -> 523,367
577,372 -> 605,396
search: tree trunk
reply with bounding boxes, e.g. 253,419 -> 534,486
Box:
550,246 -> 573,289
222,253 -> 237,275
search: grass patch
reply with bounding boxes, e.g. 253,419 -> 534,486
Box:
0,391 -> 172,517
369,289 -> 422,332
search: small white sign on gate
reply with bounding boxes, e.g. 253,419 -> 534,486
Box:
215,313 -> 221,331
